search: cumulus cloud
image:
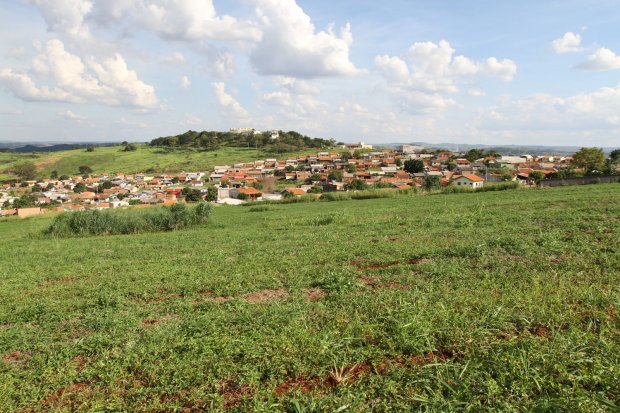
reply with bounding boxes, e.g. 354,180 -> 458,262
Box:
0,39 -> 158,108
576,47 -> 620,71
31,0 -> 260,43
374,40 -> 516,111
180,75 -> 191,89
250,0 -> 361,78
212,82 -> 248,118
551,32 -> 584,54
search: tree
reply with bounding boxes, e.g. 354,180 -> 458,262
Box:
205,186 -> 218,202
181,187 -> 203,202
13,161 -> 38,181
610,149 -> 620,163
12,195 -> 35,208
123,143 -> 137,152
345,179 -> 368,191
465,148 -> 485,162
59,174 -> 70,181
98,181 -> 112,193
424,175 -> 441,191
78,165 -> 93,175
328,171 -> 343,181
529,171 -> 545,185
73,182 -> 86,193
347,164 -> 356,173
404,159 -> 425,174
50,170 -> 58,179
572,147 -> 605,175
86,146 -> 95,152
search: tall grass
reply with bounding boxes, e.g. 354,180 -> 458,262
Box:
439,181 -> 520,194
44,202 -> 212,237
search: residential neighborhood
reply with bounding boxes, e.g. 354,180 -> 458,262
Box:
2,144 -> 604,218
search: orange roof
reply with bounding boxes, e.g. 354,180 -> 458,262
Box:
459,174 -> 485,182
285,188 -> 306,196
237,187 -> 262,195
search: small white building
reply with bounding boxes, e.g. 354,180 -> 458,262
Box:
453,174 -> 485,188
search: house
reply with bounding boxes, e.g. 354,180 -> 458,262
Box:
230,187 -> 262,201
453,174 -> 485,188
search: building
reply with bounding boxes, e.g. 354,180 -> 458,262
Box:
453,174 -> 485,188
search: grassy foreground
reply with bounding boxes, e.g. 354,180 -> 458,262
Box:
0,185 -> 619,412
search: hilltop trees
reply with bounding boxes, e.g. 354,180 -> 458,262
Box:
572,148 -> 605,175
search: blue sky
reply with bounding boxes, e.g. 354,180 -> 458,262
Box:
0,0 -> 619,146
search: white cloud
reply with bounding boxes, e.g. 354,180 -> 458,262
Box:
30,0 -> 93,41
180,75 -> 191,89
551,32 -> 584,54
374,40 -> 516,112
181,113 -> 203,126
212,82 -> 249,118
58,109 -> 87,121
576,47 -> 620,71
250,0 -> 361,78
0,39 -> 158,109
31,0 -> 261,43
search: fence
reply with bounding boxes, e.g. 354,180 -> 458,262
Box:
539,175 -> 620,187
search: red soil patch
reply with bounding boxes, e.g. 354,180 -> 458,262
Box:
42,383 -> 91,408
274,350 -> 457,397
531,325 -> 550,338
2,350 -> 30,365
242,288 -> 288,303
141,315 -> 175,328
303,287 -> 327,301
360,276 -> 409,290
191,291 -> 232,304
219,380 -> 253,410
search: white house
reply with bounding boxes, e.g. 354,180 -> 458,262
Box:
453,174 -> 485,188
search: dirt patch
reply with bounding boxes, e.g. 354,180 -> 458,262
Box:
531,324 -> 550,338
71,355 -> 94,373
351,258 -> 431,272
303,288 -> 327,301
219,380 -> 253,410
2,350 -> 31,366
141,315 -> 175,328
37,277 -> 75,288
191,291 -> 233,304
41,382 -> 91,409
360,276 -> 409,290
242,288 -> 288,304
274,350 -> 457,397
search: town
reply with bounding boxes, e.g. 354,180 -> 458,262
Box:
2,142 -> 615,218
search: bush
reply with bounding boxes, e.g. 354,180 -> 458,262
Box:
44,202 -> 212,237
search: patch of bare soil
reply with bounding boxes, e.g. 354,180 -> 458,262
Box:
360,276 -> 409,290
41,382 -> 92,409
274,349 -> 458,397
242,288 -> 288,303
303,288 -> 327,301
2,350 -> 31,366
219,380 -> 253,410
141,315 -> 175,328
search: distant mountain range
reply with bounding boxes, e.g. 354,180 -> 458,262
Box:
0,142 -> 119,152
376,142 -> 619,156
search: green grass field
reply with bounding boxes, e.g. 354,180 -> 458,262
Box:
1,185 -> 619,411
0,145 -> 314,180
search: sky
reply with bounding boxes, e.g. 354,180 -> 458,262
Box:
0,0 -> 619,146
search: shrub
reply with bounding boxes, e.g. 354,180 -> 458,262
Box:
44,202 -> 212,237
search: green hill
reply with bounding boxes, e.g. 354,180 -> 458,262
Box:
0,185 -> 619,411
0,144 -> 314,181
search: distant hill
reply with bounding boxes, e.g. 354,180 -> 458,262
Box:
5,143 -> 118,153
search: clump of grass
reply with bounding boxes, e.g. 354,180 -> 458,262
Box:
44,202 -> 212,237
247,205 -> 273,212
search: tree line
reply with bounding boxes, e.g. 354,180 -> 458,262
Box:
149,130 -> 335,152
